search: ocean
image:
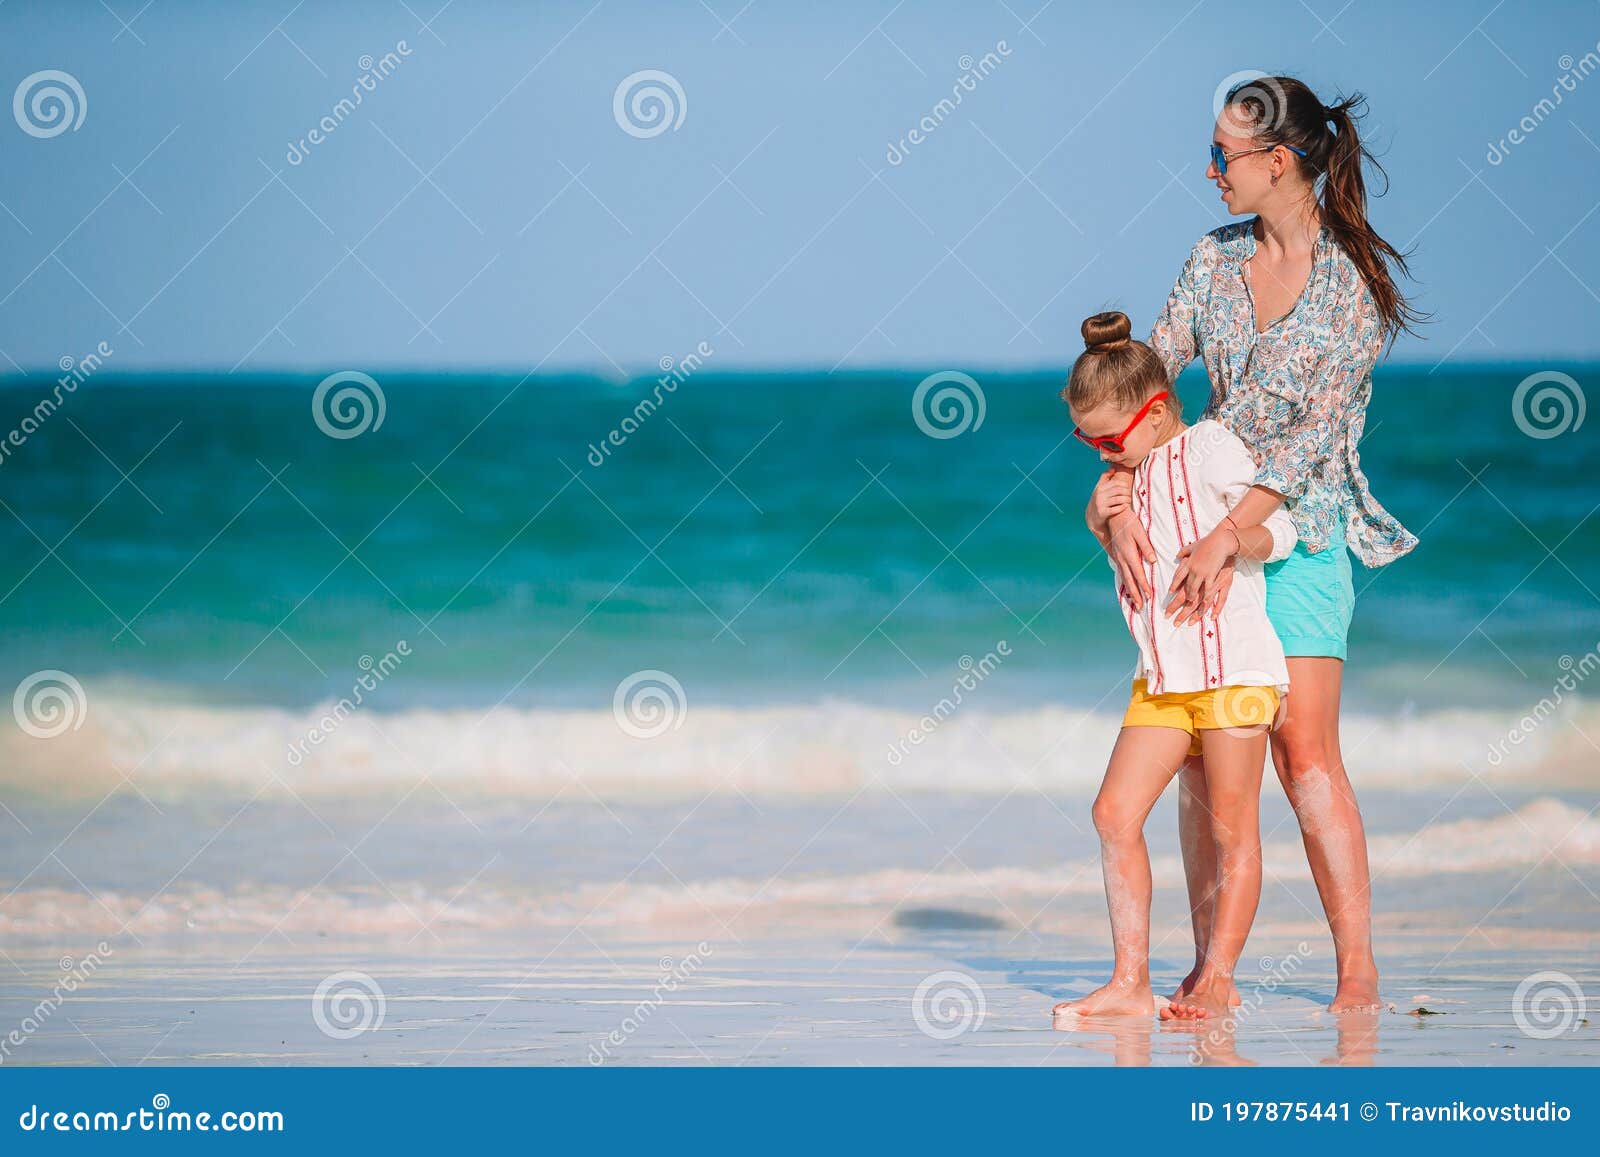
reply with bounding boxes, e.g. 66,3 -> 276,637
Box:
0,364 -> 1596,1064
0,364 -> 1594,798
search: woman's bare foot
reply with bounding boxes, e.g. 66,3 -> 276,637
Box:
1172,964 -> 1241,1008
1052,978 -> 1157,1019
1328,971 -> 1383,1013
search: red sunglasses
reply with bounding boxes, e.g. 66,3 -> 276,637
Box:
1072,391 -> 1171,454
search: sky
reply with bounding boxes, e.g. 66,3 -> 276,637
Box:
2,0 -> 1598,375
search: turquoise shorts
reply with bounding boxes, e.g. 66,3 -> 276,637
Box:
1263,525 -> 1355,661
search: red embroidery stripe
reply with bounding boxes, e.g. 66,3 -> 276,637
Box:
1176,435 -> 1222,683
1140,458 -> 1164,692
1166,439 -> 1210,688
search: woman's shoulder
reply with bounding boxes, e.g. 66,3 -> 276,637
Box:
1203,219 -> 1255,245
1173,220 -> 1252,278
1192,220 -> 1254,257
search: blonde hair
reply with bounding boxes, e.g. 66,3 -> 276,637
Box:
1061,311 -> 1176,416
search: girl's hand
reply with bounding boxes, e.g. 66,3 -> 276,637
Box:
1091,468 -> 1133,526
1166,528 -> 1236,625
1106,508 -> 1154,611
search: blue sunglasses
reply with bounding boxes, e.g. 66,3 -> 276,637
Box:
1210,141 -> 1306,175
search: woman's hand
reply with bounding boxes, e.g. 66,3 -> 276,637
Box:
1166,528 -> 1237,625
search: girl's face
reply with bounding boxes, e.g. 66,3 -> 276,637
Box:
1070,396 -> 1172,468
1207,105 -> 1282,216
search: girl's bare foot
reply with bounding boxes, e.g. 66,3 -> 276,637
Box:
1052,978 -> 1158,1019
1160,976 -> 1233,1020
1172,964 -> 1241,1008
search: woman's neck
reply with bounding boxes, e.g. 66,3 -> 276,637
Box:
1253,198 -> 1321,259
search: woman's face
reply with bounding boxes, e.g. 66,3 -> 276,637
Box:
1207,105 -> 1275,216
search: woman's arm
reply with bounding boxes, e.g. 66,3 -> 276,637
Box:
1147,241 -> 1206,384
1101,240 -> 1209,611
1223,515 -> 1284,562
1166,484 -> 1286,624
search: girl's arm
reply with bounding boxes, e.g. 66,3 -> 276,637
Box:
1087,466 -> 1156,608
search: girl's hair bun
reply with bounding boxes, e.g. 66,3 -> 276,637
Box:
1081,310 -> 1132,353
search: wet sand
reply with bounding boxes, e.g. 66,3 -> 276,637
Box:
3,924 -> 1596,1067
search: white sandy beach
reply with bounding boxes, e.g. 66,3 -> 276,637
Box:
1,787 -> 1596,1066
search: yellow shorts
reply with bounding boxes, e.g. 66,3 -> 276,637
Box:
1122,678 -> 1281,756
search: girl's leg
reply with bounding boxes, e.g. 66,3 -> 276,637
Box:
1271,656 -> 1381,1011
1165,725 -> 1268,1019
1053,725 -> 1194,1018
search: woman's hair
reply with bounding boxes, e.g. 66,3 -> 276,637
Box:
1062,311 -> 1173,414
1223,75 -> 1424,340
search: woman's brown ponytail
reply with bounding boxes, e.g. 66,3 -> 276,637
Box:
1225,77 -> 1426,342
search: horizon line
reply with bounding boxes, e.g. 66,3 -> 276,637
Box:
2,356 -> 1590,382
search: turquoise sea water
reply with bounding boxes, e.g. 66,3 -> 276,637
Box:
0,364 -> 1592,713
0,364 -> 1595,944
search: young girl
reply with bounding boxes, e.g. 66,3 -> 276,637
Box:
1053,311 -> 1297,1021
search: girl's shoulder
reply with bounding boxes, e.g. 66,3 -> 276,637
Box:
1177,420 -> 1254,476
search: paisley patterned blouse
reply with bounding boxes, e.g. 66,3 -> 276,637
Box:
1148,218 -> 1418,568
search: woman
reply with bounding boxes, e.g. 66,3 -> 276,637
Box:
1086,76 -> 1421,1015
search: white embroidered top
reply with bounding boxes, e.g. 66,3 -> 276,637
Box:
1117,420 -> 1297,696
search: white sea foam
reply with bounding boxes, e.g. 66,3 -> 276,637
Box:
2,800 -> 1594,940
2,689 -> 1595,801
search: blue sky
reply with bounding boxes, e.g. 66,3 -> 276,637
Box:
2,0 -> 1598,373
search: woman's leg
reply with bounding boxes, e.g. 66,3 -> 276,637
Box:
1173,755 -> 1215,995
1054,725 -> 1194,1017
1173,760 -> 1245,1007
1163,726 -> 1268,1019
1271,656 -> 1381,1012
